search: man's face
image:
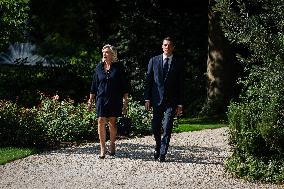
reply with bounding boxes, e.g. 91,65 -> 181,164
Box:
162,40 -> 174,56
102,48 -> 113,62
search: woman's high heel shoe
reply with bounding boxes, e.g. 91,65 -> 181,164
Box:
99,148 -> 106,159
98,155 -> 105,159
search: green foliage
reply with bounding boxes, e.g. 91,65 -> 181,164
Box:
216,0 -> 284,182
0,101 -> 19,145
126,97 -> 152,136
36,95 -> 98,144
227,103 -> 272,158
225,155 -> 284,183
0,100 -> 47,147
0,94 -> 154,147
0,0 -> 30,52
0,64 -> 90,107
0,95 -> 97,147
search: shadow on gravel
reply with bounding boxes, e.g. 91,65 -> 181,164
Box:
116,142 -> 226,165
45,142 -> 227,165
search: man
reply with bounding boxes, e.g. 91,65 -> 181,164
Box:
144,37 -> 184,162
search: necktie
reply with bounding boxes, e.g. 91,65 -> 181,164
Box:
163,58 -> 169,80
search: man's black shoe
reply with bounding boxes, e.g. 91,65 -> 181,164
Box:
154,151 -> 160,160
159,155 -> 166,162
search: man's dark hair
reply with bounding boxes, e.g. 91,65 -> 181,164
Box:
162,37 -> 174,46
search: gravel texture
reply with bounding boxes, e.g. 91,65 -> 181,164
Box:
1,127 -> 283,189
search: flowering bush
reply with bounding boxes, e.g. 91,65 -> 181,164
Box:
0,94 -> 154,147
36,95 -> 98,145
0,95 -> 97,147
126,97 -> 152,136
0,100 -> 46,147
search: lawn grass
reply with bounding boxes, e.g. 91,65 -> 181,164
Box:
173,115 -> 227,133
0,147 -> 37,165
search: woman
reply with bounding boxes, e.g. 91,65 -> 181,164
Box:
87,44 -> 129,159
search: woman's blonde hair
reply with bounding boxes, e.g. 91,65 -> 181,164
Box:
102,44 -> 118,61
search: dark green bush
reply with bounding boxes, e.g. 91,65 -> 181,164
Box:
126,97 -> 152,136
0,0 -> 30,52
0,100 -> 47,147
0,95 -> 153,148
225,154 -> 284,182
0,101 -> 20,146
0,95 -> 97,147
216,0 -> 284,183
36,95 -> 98,144
0,64 -> 90,107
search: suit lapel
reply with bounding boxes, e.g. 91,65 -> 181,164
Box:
157,54 -> 176,83
169,57 -> 173,73
165,55 -> 175,81
157,55 -> 164,82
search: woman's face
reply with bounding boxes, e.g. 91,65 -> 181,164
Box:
102,48 -> 113,63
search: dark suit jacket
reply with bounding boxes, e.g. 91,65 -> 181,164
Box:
144,54 -> 184,107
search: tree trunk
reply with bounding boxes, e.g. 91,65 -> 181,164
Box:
203,0 -> 237,115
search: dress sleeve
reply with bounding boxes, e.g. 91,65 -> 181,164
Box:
90,69 -> 98,95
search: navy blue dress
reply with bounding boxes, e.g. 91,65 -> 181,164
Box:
90,61 -> 129,117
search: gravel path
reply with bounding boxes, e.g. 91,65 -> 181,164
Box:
1,127 -> 283,189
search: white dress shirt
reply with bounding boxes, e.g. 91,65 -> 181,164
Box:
163,54 -> 173,72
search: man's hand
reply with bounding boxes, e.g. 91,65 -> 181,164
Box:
145,101 -> 151,111
122,101 -> 128,115
176,106 -> 183,116
122,94 -> 129,115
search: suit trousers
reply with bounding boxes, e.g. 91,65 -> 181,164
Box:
152,103 -> 175,156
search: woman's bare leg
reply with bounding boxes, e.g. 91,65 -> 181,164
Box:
98,117 -> 107,157
108,117 -> 117,154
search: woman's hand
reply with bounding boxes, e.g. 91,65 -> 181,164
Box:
87,99 -> 93,112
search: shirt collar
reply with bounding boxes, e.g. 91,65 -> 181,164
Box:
163,54 -> 173,61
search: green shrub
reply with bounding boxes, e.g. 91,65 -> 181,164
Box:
0,100 -> 47,147
0,0 -> 30,51
227,103 -> 267,157
227,101 -> 284,183
225,155 -> 284,182
0,100 -> 21,146
0,95 -> 97,147
36,95 -> 98,144
126,97 -> 152,136
0,64 -> 90,107
0,95 -> 153,147
216,0 -> 284,182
